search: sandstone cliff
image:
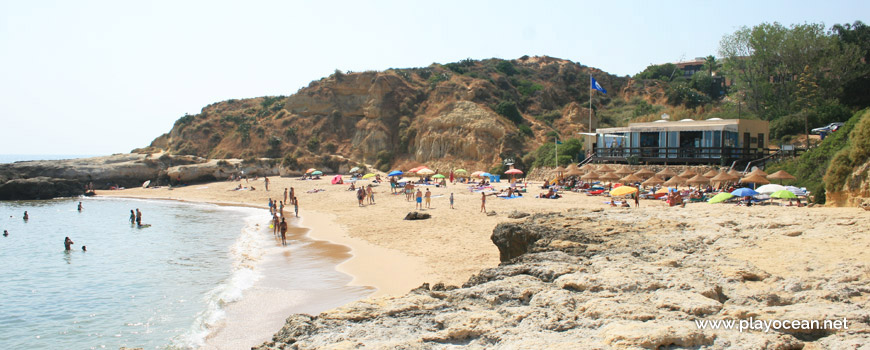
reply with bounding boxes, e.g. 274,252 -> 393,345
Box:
141,57 -> 661,172
255,209 -> 869,349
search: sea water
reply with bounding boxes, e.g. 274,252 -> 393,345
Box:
0,197 -> 371,350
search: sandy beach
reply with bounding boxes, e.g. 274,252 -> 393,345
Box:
100,175 -> 870,295
99,174 -> 870,348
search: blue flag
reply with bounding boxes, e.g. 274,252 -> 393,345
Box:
591,77 -> 607,94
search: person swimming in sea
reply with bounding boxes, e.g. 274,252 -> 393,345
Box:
3,230 -> 8,237
23,211 -> 29,221
64,237 -> 74,251
77,202 -> 83,212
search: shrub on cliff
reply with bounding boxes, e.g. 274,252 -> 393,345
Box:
495,101 -> 523,125
824,109 -> 870,193
767,108 -> 868,203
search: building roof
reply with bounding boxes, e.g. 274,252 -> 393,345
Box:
598,119 -> 751,133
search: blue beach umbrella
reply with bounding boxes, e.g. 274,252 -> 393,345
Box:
730,187 -> 758,197
481,172 -> 493,177
388,170 -> 403,177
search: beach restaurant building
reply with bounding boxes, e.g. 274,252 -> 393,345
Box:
590,118 -> 770,164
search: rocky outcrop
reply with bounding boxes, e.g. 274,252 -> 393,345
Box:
0,154 -> 290,200
0,177 -> 85,200
256,210 -> 869,349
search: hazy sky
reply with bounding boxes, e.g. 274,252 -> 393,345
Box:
1,1 -> 866,155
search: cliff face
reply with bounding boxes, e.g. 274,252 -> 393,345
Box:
255,209 -> 870,349
142,56 -> 652,171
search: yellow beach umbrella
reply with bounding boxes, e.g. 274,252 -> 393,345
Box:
610,186 -> 638,197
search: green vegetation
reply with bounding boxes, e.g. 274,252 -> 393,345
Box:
766,108 -> 869,203
306,136 -> 320,152
530,138 -> 583,168
634,63 -> 682,82
518,124 -> 533,137
719,22 -> 865,121
495,61 -> 517,76
495,101 -> 523,124
824,109 -> 870,194
375,150 -> 393,172
281,153 -> 298,169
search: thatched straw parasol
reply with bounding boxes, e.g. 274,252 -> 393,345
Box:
581,171 -> 601,181
553,166 -> 567,173
597,164 -> 615,173
566,168 -> 584,177
687,174 -> 710,185
727,169 -> 743,178
633,167 -> 655,179
641,176 -> 665,187
614,166 -> 634,176
740,173 -> 771,185
678,169 -> 697,178
767,170 -> 796,182
619,173 -> 643,184
598,172 -> 620,182
702,169 -> 720,178
748,168 -> 769,177
656,167 -> 677,179
580,163 -> 595,171
565,163 -> 579,172
711,172 -> 738,183
663,175 -> 687,187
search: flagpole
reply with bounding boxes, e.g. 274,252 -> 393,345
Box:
589,75 -> 593,134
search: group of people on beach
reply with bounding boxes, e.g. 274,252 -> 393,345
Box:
5,206 -> 90,252
268,188 -> 298,246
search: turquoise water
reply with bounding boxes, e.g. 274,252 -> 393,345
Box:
0,197 -> 273,349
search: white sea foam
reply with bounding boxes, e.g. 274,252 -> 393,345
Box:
173,212 -> 270,349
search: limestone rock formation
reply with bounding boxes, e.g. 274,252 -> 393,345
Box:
255,209 -> 870,349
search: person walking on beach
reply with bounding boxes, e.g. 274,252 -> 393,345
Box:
367,184 -> 375,204
264,177 -> 270,191
23,211 -> 29,221
293,197 -> 299,217
289,188 -> 295,205
77,202 -> 83,212
135,209 -> 142,226
64,237 -> 74,251
415,189 -> 423,210
278,218 -> 288,246
129,210 -> 136,224
424,188 -> 431,209
272,213 -> 279,237
284,188 -> 288,203
634,192 -> 639,207
450,193 -> 454,209
480,192 -> 488,213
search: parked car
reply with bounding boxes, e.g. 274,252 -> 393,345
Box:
811,122 -> 844,134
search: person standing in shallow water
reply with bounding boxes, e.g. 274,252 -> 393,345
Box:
293,197 -> 299,217
77,202 -> 83,212
64,237 -> 74,251
23,211 -> 29,221
129,210 -> 136,224
135,209 -> 142,226
284,188 -> 288,203
278,218 -> 288,246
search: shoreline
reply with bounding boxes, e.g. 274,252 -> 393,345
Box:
100,193 -> 428,297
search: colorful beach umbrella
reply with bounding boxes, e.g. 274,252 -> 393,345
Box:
505,169 -> 523,175
311,170 -> 323,176
756,184 -> 787,194
388,170 -> 403,177
331,174 -> 343,184
417,168 -> 435,176
348,167 -> 360,174
785,186 -> 807,196
610,186 -> 638,197
480,172 -> 493,178
730,188 -> 758,197
362,173 -> 376,179
771,190 -> 798,199
306,168 -> 317,174
454,169 -> 467,174
432,174 -> 446,179
408,165 -> 429,173
708,192 -> 735,204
